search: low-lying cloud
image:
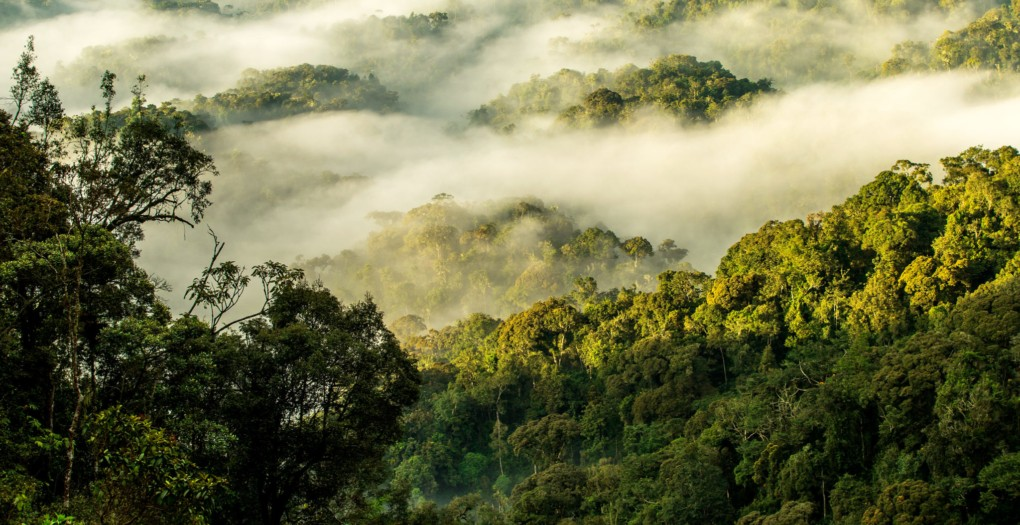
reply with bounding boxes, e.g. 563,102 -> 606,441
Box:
2,0 -> 1017,321
136,71 -> 1020,316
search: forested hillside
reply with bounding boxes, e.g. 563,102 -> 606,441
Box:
186,64 -> 399,125
0,48 -> 418,523
469,55 -> 773,131
384,147 -> 1020,524
301,196 -> 688,325
2,0 -> 1020,523
883,0 -> 1020,74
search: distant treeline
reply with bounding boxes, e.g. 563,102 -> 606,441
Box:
301,196 -> 690,326
882,0 -> 1020,74
469,55 -> 774,131
185,64 -> 398,126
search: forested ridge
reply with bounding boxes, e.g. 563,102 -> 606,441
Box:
2,0 -> 1020,523
300,196 -> 688,326
385,147 -> 1020,524
469,55 -> 774,131
184,65 -> 399,126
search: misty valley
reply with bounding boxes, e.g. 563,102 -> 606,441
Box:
3,0 -> 1020,523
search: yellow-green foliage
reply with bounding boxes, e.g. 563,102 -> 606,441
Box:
303,197 -> 688,325
189,64 -> 398,125
395,146 -> 1020,524
470,54 -> 773,130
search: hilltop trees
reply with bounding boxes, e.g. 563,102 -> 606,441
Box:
470,54 -> 773,131
882,0 -> 1020,75
5,0 -> 1020,519
303,197 -> 690,325
188,64 -> 399,125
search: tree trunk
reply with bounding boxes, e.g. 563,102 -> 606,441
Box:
62,264 -> 84,508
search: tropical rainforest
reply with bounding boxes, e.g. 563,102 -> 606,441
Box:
2,0 -> 1020,524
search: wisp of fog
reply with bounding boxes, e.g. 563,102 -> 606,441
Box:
2,0 -> 1018,322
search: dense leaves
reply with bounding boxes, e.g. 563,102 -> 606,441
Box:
5,4 -> 1020,521
386,146 -> 1020,524
882,0 -> 1020,75
470,54 -> 773,131
188,64 -> 399,125
0,58 -> 419,524
302,196 -> 690,325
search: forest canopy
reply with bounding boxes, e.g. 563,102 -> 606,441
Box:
301,196 -> 689,326
2,0 -> 1020,523
387,145 -> 1020,524
469,54 -> 774,131
185,64 -> 399,126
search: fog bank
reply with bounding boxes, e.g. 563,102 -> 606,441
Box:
1,0 -> 1016,320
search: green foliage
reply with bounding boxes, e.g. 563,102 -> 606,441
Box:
8,26 -> 1020,525
78,406 -> 224,524
880,41 -> 932,75
472,54 -> 773,130
0,110 -> 67,257
303,197 -> 687,325
508,414 -> 582,469
932,1 -> 1020,72
862,480 -> 960,525
510,463 -> 588,524
146,0 -> 221,14
213,282 -> 420,522
389,145 -> 1020,523
882,1 -> 1020,76
558,87 -> 627,128
0,54 -> 421,525
978,452 -> 1020,518
54,73 -> 217,247
188,64 -> 399,125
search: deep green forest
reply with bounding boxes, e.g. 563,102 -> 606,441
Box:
387,146 -> 1020,524
3,0 -> 1020,523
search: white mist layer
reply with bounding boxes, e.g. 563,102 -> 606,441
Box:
1,0 -> 1016,319
134,72 -> 1020,315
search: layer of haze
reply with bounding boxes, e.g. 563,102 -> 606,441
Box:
2,0 -> 1018,320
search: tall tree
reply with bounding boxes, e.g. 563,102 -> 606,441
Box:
61,74 -> 216,247
212,281 -> 420,524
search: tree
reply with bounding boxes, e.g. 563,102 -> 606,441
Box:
9,36 -> 39,124
641,440 -> 734,524
7,44 -> 213,248
657,238 -> 688,264
496,297 -> 583,370
621,236 -> 654,266
1,47 -> 223,515
560,88 -> 626,128
78,406 -> 224,524
0,226 -> 161,506
213,281 -> 420,524
0,109 -> 66,258
62,74 -> 216,246
507,413 -> 582,471
861,480 -> 959,525
190,64 -> 399,125
509,462 -> 587,524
